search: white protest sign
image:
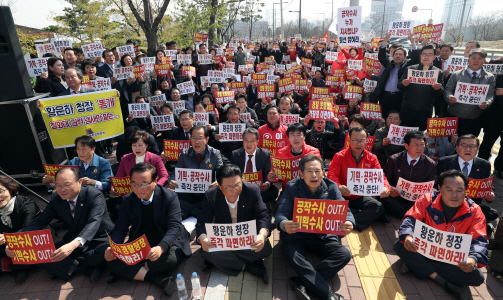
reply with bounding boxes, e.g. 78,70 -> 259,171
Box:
387,124 -> 419,146
369,29 -> 376,39
223,68 -> 235,78
164,50 -> 177,60
363,78 -> 377,92
194,112 -> 209,126
294,34 -> 302,42
407,69 -> 439,85
388,21 -> 415,37
91,78 -> 112,91
445,57 -> 468,72
247,55 -> 257,63
396,178 -> 435,202
117,45 -> 135,58
280,114 -> 300,125
208,70 -> 225,83
413,220 -> 472,265
348,60 -> 363,71
483,64 -> 503,75
276,64 -> 286,74
337,6 -> 362,46
200,76 -> 210,88
141,57 -> 156,72
453,82 -> 490,105
199,54 -> 213,65
52,40 -> 72,56
205,220 -> 257,252
114,66 -> 134,80
81,42 -> 104,58
216,48 -> 224,56
239,113 -> 251,123
171,100 -> 186,115
326,51 -> 338,62
177,54 -> 192,65
151,115 -> 175,131
129,103 -> 150,118
177,81 -> 195,95
148,94 -> 167,107
175,168 -> 212,193
218,123 -> 246,142
25,58 -> 49,77
347,168 -> 384,196
36,43 -> 56,58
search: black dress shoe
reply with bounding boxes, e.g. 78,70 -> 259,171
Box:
288,276 -> 310,300
327,291 -> 344,300
202,259 -> 213,272
154,276 -> 176,296
244,261 -> 269,284
89,267 -> 102,283
443,282 -> 469,300
107,272 -> 120,284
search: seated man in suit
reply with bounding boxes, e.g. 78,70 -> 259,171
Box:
276,155 -> 353,300
384,131 -> 437,218
394,170 -> 486,300
231,128 -> 279,215
105,163 -> 191,296
161,109 -> 194,179
196,164 -> 272,283
42,135 -> 113,192
168,125 -> 225,219
437,134 -> 497,233
6,167 -> 114,282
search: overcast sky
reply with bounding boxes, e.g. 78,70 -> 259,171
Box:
8,0 -> 503,30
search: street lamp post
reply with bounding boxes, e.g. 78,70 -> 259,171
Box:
273,2 -> 287,40
289,10 -> 301,34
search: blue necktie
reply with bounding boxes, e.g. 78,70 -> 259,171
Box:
471,72 -> 477,83
69,200 -> 76,218
141,199 -> 150,205
462,162 -> 469,175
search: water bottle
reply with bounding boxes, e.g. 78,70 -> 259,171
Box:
176,273 -> 188,300
191,272 -> 202,300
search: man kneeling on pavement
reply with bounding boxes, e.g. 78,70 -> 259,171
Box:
394,170 -> 487,300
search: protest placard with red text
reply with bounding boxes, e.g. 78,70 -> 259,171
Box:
5,230 -> 55,264
427,117 -> 458,137
466,177 -> 493,199
108,234 -> 151,265
293,199 -> 349,235
110,176 -> 132,196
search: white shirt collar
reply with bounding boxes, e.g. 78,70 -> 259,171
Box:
142,192 -> 154,204
225,196 -> 239,209
468,67 -> 481,77
107,62 -> 115,70
67,195 -> 78,203
406,153 -> 419,166
70,87 -> 81,94
245,148 -> 257,157
136,154 -> 146,164
458,156 -> 473,172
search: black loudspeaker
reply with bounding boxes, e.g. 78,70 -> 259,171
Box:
0,6 -> 34,102
0,97 -> 67,181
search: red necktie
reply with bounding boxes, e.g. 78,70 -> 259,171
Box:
185,132 -> 189,140
246,155 -> 253,173
442,60 -> 446,70
197,153 -> 202,164
410,160 -> 416,168
73,90 -> 79,94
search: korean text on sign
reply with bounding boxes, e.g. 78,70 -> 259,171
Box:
5,230 -> 55,264
412,220 -> 472,265
242,172 -> 263,187
257,85 -> 276,98
387,124 -> 419,146
205,220 -> 257,252
114,66 -> 134,80
343,85 -> 363,100
445,57 -> 468,72
193,112 -> 209,126
117,45 -> 135,58
360,103 -> 382,120
388,20 -> 415,37
337,6 -> 362,46
129,103 -> 150,118
91,78 -> 112,91
42,164 -> 79,181
177,81 -> 195,95
309,100 -> 334,121
82,42 -> 104,58
271,155 -> 303,183
214,91 -> 235,104
148,94 -> 167,108
293,199 -> 349,235
333,105 -> 348,118
396,178 -> 435,202
427,117 -> 458,137
407,69 -> 439,85
312,87 -> 330,99
108,234 -> 151,265
279,114 -> 300,125
261,138 -> 289,156
163,140 -> 190,161
453,82 -> 490,105
363,79 -> 377,93
466,177 -> 493,199
110,176 -> 132,196
151,115 -> 175,131
219,123 -> 246,142
140,57 -> 156,72
347,168 -> 384,196
175,168 -> 212,193
25,58 -> 49,77
198,54 -> 213,65
278,77 -> 296,93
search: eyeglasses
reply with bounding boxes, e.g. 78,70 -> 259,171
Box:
55,181 -> 78,191
171,92 -> 180,95
191,137 -> 206,141
0,189 -> 6,195
180,118 -> 192,122
224,181 -> 242,191
421,53 -> 435,57
459,144 -> 478,149
228,113 -> 239,116
351,139 -> 367,145
131,181 -> 154,189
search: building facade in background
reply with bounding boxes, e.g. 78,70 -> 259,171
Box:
441,0 -> 475,27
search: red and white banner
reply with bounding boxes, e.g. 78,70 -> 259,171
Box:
360,103 -> 382,120
309,100 -> 334,121
128,103 -> 150,118
257,85 -> 276,98
214,91 -> 235,104
219,123 -> 246,142
280,114 -> 300,125
396,178 -> 435,201
387,124 -> 419,146
427,117 -> 458,137
343,85 -> 363,100
194,112 -> 209,126
407,69 -> 439,85
175,168 -> 212,193
110,176 -> 132,196
163,140 -> 190,161
206,220 -> 257,252
108,234 -> 151,265
388,21 -> 414,38
453,82 -> 490,105
5,230 -> 55,264
151,115 -> 176,131
347,168 -> 384,196
242,172 -> 263,186
466,177 -> 493,199
293,199 -> 349,235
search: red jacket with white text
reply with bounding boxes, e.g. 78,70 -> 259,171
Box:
274,143 -> 321,190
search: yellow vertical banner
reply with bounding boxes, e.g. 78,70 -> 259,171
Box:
39,91 -> 124,148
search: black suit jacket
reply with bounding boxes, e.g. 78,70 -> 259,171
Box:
24,186 -> 114,244
41,78 -> 66,97
195,183 -> 271,238
231,147 -> 272,183
110,185 -> 192,256
437,154 -> 492,201
0,196 -> 41,234
97,64 -> 113,78
58,86 -> 95,96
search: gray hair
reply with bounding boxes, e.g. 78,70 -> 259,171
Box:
65,67 -> 84,80
243,127 -> 259,141
469,48 -> 487,59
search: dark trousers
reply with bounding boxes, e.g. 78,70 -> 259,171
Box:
400,108 -> 433,131
262,185 -> 279,204
394,240 -> 484,286
475,199 -> 499,222
479,127 -> 503,161
108,245 -> 185,281
179,193 -> 204,219
384,196 -> 415,219
201,240 -> 272,276
284,235 -> 351,299
348,196 -> 385,231
447,112 -> 481,136
39,240 -> 109,281
379,92 -> 403,118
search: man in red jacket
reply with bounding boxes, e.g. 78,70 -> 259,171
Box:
258,105 -> 290,156
268,123 -> 321,191
394,170 -> 487,300
327,127 -> 390,231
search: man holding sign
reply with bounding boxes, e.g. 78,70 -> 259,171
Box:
196,164 -> 272,282
276,155 -> 353,300
328,127 -> 390,231
6,167 -> 114,282
394,170 -> 487,300
445,49 -> 496,136
383,131 -> 437,218
105,163 -> 191,296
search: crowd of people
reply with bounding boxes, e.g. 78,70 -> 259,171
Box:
2,34 -> 503,300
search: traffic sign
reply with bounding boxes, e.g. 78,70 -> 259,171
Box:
412,6 -> 418,13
